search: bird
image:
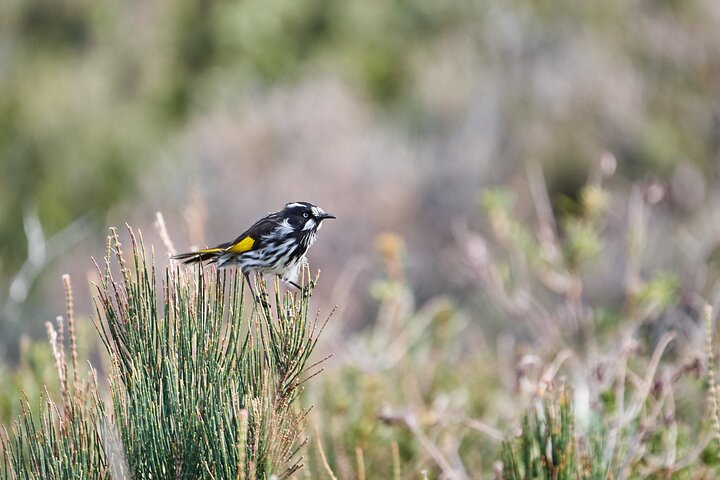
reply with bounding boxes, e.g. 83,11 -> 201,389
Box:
172,201 -> 335,301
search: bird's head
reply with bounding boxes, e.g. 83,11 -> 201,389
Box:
283,201 -> 336,232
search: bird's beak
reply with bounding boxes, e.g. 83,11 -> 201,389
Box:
319,212 -> 336,220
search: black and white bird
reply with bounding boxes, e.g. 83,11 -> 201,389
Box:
172,201 -> 335,299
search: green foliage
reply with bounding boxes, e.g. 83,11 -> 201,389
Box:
463,167 -> 717,477
3,385 -> 114,479
310,235 -> 505,478
502,388 -> 607,480
632,273 -> 680,311
3,168 -> 720,477
2,227 -> 330,478
0,339 -> 60,426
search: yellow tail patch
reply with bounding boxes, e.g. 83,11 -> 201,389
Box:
226,236 -> 255,254
197,247 -> 223,254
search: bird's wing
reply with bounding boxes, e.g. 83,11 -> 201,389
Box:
223,215 -> 280,255
225,235 -> 255,254
172,212 -> 282,264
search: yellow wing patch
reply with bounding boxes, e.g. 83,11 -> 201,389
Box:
226,236 -> 255,254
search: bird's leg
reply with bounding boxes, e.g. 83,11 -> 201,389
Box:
244,272 -> 269,308
288,279 -> 314,298
243,271 -> 256,298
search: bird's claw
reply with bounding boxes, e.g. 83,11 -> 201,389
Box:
253,293 -> 271,309
288,279 -> 315,298
299,280 -> 315,299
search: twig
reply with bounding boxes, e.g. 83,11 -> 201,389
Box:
526,161 -> 559,257
624,185 -> 646,297
314,424 -> 337,480
623,332 -> 675,424
378,407 -> 470,480
5,209 -> 92,324
45,321 -> 65,388
62,274 -> 80,393
155,211 -> 177,256
391,441 -> 401,480
457,415 -> 504,442
705,305 -> 720,444
539,349 -> 574,392
355,447 -> 365,480
237,408 -> 248,480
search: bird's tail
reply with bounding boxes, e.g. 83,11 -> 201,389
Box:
171,247 -> 223,264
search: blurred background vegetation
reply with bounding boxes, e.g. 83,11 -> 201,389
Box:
2,0 -> 720,477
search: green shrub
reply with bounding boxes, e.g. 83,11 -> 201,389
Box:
502,387 -> 607,480
2,227 -> 331,478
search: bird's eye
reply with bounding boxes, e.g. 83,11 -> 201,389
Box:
303,213 -> 309,218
